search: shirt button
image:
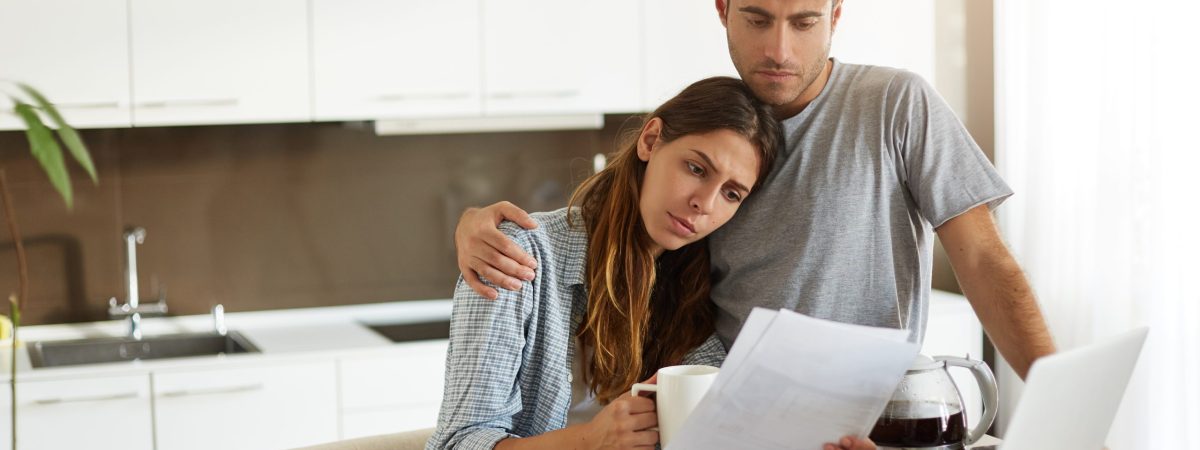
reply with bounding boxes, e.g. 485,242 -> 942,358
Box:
567,374 -> 573,382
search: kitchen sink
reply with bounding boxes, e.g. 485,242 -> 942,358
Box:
363,320 -> 450,343
27,331 -> 259,369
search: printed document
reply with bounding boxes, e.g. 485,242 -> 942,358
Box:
668,308 -> 920,449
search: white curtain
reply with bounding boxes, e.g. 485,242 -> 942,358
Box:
995,1 -> 1200,448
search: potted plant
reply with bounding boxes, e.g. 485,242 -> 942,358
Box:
0,81 -> 98,450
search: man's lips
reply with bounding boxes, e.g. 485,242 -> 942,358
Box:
756,70 -> 797,81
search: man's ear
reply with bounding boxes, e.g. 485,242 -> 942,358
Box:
716,0 -> 730,28
637,117 -> 664,162
830,0 -> 844,34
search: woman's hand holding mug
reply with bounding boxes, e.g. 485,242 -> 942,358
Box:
583,374 -> 660,449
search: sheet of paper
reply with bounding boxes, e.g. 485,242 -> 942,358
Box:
669,308 -> 920,450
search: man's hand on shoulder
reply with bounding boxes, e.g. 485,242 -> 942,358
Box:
455,201 -> 539,300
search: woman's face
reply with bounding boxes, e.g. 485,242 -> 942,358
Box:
636,118 -> 761,255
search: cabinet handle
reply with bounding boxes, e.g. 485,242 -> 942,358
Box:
31,391 -> 140,405
488,90 -> 579,100
159,383 -> 264,398
0,101 -> 120,116
51,101 -> 122,110
136,98 -> 239,108
374,92 -> 471,102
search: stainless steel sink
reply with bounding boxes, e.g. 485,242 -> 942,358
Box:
363,320 -> 450,343
27,331 -> 259,369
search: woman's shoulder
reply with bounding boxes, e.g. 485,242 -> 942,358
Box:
498,207 -> 586,254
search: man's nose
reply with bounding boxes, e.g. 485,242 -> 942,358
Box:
764,25 -> 791,66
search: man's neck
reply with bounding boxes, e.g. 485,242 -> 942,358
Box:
774,58 -> 834,120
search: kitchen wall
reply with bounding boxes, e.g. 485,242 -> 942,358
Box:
0,118 -> 632,325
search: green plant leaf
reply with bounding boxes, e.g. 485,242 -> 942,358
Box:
16,83 -> 98,184
13,102 -> 73,209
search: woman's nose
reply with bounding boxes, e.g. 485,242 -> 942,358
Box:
690,190 -> 718,214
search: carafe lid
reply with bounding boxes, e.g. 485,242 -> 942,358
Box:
908,354 -> 943,372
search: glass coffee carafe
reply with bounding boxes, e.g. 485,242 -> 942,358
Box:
870,355 -> 999,450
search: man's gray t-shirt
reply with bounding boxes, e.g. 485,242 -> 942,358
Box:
709,59 -> 1012,347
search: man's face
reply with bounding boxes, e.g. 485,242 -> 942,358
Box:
718,0 -> 842,111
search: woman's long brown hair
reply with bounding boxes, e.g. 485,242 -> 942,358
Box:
569,77 -> 782,403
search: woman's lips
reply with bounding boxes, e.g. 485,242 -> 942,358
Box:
668,212 -> 696,237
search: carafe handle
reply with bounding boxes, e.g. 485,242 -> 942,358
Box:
935,356 -> 999,446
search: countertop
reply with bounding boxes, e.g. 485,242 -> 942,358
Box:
0,299 -> 453,381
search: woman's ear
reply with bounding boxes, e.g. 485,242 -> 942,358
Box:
637,117 -> 663,162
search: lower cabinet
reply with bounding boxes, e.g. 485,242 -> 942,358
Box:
153,360 -> 339,450
0,374 -> 154,450
339,341 -> 448,438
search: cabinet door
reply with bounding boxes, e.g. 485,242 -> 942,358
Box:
482,0 -> 592,115
311,0 -> 482,121
0,374 -> 154,450
0,0 -> 131,129
575,0 -> 642,114
153,361 -> 338,450
643,0 -> 738,109
340,341 -> 447,438
129,0 -> 310,126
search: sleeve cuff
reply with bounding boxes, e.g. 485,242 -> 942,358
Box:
449,428 -> 520,450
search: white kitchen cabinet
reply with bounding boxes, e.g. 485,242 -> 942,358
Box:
0,374 -> 154,450
311,0 -> 482,121
643,0 -> 738,110
0,0 -> 132,129
481,0 -> 593,115
339,340 -> 448,438
128,0 -> 310,127
153,360 -> 338,450
576,0 -> 642,114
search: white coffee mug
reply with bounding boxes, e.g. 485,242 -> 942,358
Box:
630,364 -> 719,447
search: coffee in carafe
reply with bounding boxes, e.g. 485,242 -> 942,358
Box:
870,401 -> 967,447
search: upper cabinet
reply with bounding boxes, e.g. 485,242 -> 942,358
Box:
129,0 -> 310,127
0,1 -> 936,130
0,0 -> 132,130
576,0 -> 642,114
311,0 -> 482,121
481,0 -> 590,115
643,0 -> 738,110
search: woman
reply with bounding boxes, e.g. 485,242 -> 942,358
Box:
427,77 -> 873,450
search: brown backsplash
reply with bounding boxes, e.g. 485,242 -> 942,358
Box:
0,117 -> 635,325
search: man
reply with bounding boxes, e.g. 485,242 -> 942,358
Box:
455,1 -> 1056,448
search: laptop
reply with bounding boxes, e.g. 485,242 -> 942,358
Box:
976,327 -> 1148,450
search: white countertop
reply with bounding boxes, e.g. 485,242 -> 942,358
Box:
0,299 -> 453,381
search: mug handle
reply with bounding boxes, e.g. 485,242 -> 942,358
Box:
631,383 -> 658,397
935,356 -> 999,446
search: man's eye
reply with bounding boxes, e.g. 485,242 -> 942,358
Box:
687,161 -> 705,176
793,20 -> 817,30
748,18 -> 769,28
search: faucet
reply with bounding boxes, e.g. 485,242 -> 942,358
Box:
108,226 -> 167,340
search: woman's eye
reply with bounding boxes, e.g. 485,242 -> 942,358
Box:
724,190 -> 743,202
687,161 -> 705,176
